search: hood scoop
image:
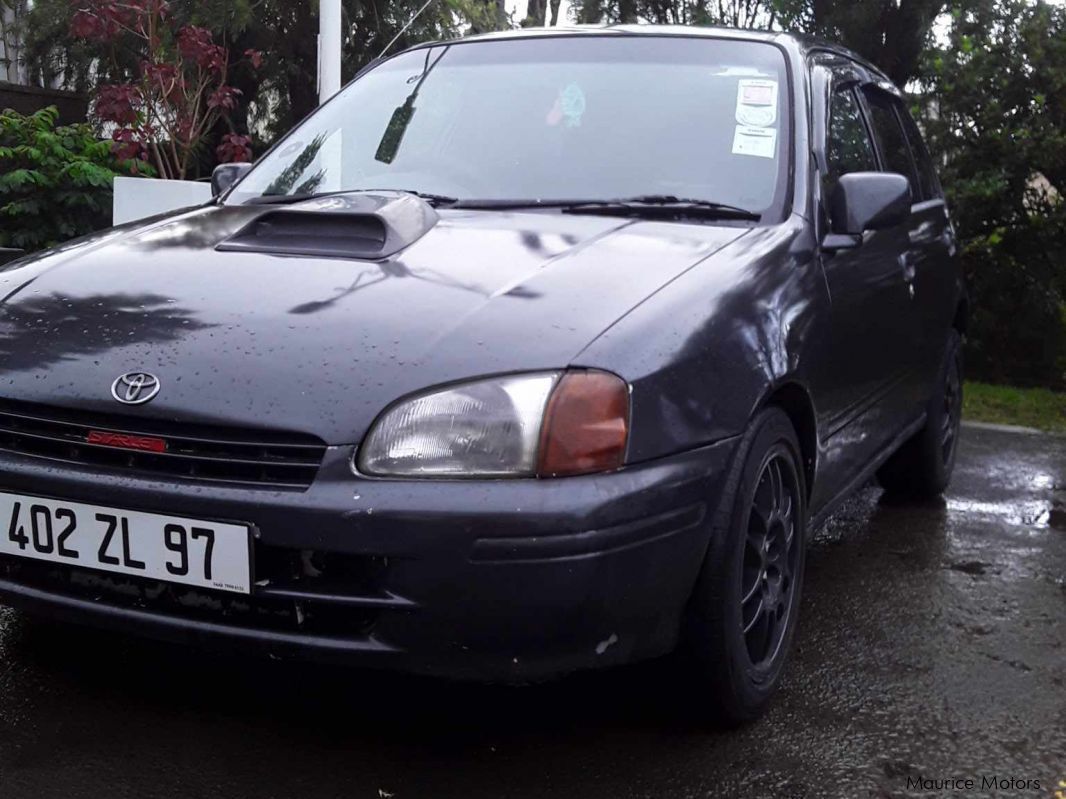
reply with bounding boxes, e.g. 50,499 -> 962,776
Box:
216,191 -> 439,260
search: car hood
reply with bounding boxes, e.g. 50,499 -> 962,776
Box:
0,201 -> 749,443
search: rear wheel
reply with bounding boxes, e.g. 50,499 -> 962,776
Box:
683,407 -> 807,725
877,330 -> 963,498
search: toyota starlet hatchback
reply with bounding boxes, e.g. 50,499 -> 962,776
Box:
0,26 -> 963,723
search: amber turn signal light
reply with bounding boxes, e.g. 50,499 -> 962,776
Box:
537,370 -> 629,477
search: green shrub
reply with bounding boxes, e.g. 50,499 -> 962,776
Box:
0,106 -> 145,252
961,219 -> 1066,391
917,0 -> 1066,391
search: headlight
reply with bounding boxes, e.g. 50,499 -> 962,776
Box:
357,370 -> 629,478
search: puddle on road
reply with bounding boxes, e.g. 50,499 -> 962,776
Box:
1030,472 -> 1055,490
945,498 -> 1053,529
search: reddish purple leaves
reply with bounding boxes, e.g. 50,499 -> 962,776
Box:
72,2 -> 260,179
217,133 -> 253,164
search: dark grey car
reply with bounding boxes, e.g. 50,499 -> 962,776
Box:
0,26 -> 963,723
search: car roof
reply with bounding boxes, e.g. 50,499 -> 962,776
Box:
399,24 -> 892,85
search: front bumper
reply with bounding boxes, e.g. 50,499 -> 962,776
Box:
0,437 -> 737,681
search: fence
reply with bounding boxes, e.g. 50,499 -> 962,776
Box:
0,82 -> 87,124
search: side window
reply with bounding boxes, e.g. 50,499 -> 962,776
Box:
862,89 -> 920,201
898,109 -> 942,201
826,86 -> 877,190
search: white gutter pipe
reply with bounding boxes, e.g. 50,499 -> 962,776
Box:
319,0 -> 342,104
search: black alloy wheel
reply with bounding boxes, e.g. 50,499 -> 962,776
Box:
683,407 -> 807,725
940,351 -> 962,468
877,329 -> 964,498
741,452 -> 801,669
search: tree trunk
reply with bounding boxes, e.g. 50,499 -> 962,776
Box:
287,0 -> 320,126
811,0 -> 944,87
524,0 -> 548,26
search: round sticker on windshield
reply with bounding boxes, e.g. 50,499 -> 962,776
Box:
547,83 -> 587,127
560,83 -> 586,127
737,104 -> 776,127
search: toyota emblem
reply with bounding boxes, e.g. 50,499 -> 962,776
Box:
111,372 -> 161,405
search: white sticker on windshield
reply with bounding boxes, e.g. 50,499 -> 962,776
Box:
736,78 -> 778,127
732,125 -> 777,159
712,67 -> 776,77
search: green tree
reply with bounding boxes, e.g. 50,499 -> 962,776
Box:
570,0 -> 939,84
18,0 -> 504,145
573,0 -> 803,26
917,0 -> 1066,388
805,0 -> 945,85
0,106 -> 145,251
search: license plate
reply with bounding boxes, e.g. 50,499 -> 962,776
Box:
0,491 -> 251,594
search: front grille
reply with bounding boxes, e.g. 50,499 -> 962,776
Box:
0,538 -> 413,639
0,399 -> 326,489
0,555 -> 382,638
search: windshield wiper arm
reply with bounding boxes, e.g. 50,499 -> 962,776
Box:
450,195 -> 760,221
563,195 -> 760,221
246,190 -> 349,205
366,189 -> 459,206
245,189 -> 458,207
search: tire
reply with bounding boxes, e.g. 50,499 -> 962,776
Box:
877,330 -> 963,499
682,407 -> 807,725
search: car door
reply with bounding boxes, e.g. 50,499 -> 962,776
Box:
810,64 -> 918,508
859,84 -> 953,416
896,96 -> 959,405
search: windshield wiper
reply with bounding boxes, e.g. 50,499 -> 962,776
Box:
247,193 -> 318,205
245,189 -> 458,207
450,195 -> 760,221
568,195 -> 761,221
246,191 -> 757,220
366,189 -> 458,206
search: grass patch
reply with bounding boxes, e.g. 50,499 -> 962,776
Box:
963,381 -> 1066,433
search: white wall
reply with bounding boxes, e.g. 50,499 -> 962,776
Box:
113,177 -> 213,226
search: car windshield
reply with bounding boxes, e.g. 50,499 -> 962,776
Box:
227,36 -> 790,216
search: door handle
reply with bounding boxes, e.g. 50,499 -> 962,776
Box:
941,227 -> 958,255
898,252 -> 917,282
898,253 -> 917,298
909,221 -> 936,244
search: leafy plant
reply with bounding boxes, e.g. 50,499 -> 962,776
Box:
21,0 -> 500,149
917,0 -> 1066,389
0,106 -> 146,251
71,0 -> 260,179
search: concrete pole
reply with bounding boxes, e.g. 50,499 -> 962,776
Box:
319,0 -> 342,104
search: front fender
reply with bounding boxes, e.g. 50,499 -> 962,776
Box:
576,216 -> 826,464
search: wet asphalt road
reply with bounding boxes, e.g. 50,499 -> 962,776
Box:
0,424 -> 1062,799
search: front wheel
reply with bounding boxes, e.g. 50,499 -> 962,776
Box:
682,407 -> 807,725
877,330 -> 963,498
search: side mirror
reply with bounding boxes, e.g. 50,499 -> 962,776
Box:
211,162 -> 253,197
828,172 -> 911,243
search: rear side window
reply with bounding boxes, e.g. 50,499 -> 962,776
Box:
826,87 -> 877,188
862,89 -> 920,201
898,109 -> 942,200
